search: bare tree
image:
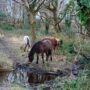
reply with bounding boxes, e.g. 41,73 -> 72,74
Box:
44,0 -> 68,32
0,0 -> 8,14
44,0 -> 60,32
13,0 -> 45,45
44,0 -> 74,32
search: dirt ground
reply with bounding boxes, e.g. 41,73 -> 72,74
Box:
0,33 -> 74,90
0,35 -> 70,71
0,33 -> 72,71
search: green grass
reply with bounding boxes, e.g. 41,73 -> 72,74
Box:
0,23 -> 14,31
54,72 -> 90,90
0,28 -> 90,90
36,71 -> 90,90
11,86 -> 30,90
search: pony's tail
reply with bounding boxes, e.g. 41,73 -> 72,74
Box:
27,38 -> 31,47
28,52 -> 30,61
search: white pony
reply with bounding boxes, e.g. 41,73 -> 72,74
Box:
23,35 -> 31,52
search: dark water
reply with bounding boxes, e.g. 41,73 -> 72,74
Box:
28,72 -> 56,85
0,63 -> 72,88
0,64 -> 58,87
0,69 -> 12,85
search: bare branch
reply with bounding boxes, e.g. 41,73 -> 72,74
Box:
46,4 -> 54,12
76,31 -> 90,38
12,0 -> 24,5
21,0 -> 29,8
35,0 -> 45,13
52,0 -> 58,10
29,0 -> 37,10
58,0 -> 64,10
55,13 -> 66,25
12,0 -> 29,10
30,0 -> 37,5
45,0 -> 57,12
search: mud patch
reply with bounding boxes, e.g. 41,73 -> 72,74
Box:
0,69 -> 12,85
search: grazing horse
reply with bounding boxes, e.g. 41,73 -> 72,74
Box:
28,40 -> 53,64
42,37 -> 63,51
23,35 -> 31,52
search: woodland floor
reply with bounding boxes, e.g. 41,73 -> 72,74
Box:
0,33 -> 73,90
0,33 -> 72,71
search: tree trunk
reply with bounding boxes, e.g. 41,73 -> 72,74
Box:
28,12 -> 36,46
53,12 -> 61,32
30,13 -> 36,45
45,18 -> 49,34
87,18 -> 90,37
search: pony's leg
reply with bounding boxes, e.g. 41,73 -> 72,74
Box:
36,54 -> 39,64
41,53 -> 44,64
48,50 -> 52,61
46,52 -> 49,61
50,51 -> 52,61
28,43 -> 31,47
24,44 -> 27,52
27,43 -> 31,50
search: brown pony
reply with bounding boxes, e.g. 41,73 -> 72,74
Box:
42,37 -> 63,51
28,40 -> 53,64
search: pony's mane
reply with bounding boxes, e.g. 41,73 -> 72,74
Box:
28,41 -> 42,56
42,36 -> 60,42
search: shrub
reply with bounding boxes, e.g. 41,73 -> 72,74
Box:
0,23 -> 14,31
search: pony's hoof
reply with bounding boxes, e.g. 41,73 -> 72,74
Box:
46,59 -> 48,61
27,62 -> 31,64
36,62 -> 38,64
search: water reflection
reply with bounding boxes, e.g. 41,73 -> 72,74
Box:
0,63 -> 70,87
0,69 -> 11,85
28,73 -> 56,85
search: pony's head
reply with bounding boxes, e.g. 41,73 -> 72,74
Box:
28,41 -> 41,63
28,54 -> 34,63
55,38 -> 63,47
59,40 -> 63,47
28,48 -> 35,63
